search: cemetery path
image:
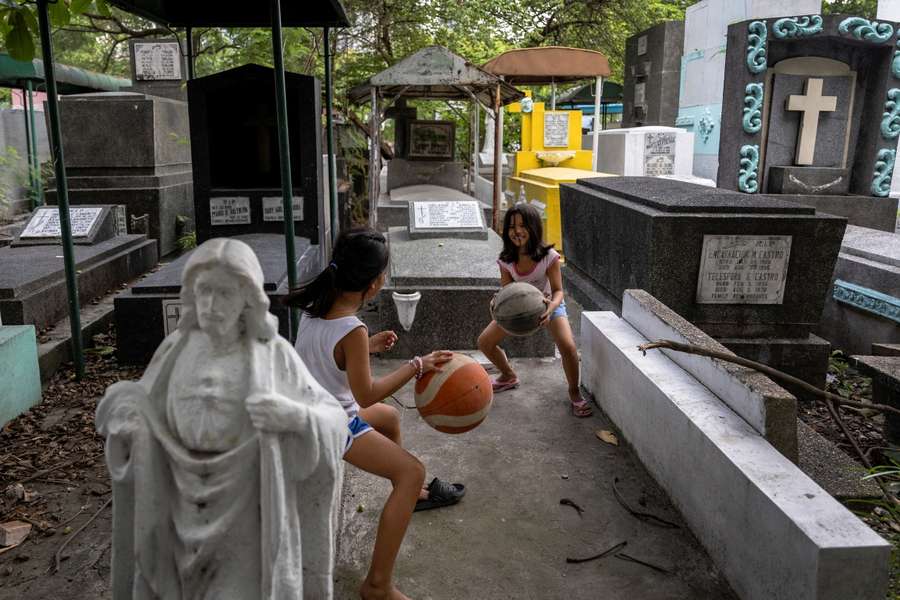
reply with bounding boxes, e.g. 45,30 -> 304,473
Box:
334,359 -> 737,600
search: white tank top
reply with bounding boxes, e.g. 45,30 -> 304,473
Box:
295,313 -> 366,418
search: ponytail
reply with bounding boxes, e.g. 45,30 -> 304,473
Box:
284,227 -> 389,318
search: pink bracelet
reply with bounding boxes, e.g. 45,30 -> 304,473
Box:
409,356 -> 423,380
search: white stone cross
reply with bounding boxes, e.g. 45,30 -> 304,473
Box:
786,78 -> 837,166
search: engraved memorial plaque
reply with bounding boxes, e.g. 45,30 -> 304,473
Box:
637,35 -> 648,56
696,235 -> 792,304
262,196 -> 304,222
413,201 -> 483,229
644,132 -> 676,176
634,82 -> 646,106
209,197 -> 251,225
543,112 -> 570,148
133,41 -> 182,81
21,206 -> 104,238
161,299 -> 182,336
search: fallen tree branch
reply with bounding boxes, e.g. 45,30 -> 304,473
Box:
612,477 -> 679,529
638,339 -> 900,505
566,540 -> 627,564
638,340 -> 900,418
53,498 -> 112,574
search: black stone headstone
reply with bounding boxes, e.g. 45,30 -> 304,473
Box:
188,64 -> 323,245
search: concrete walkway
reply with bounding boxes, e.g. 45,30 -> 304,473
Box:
334,358 -> 736,600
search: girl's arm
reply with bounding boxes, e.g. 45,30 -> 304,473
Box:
499,264 -> 513,286
343,328 -> 416,408
540,258 -> 565,324
342,328 -> 452,408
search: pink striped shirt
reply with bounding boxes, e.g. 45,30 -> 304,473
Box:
497,248 -> 561,296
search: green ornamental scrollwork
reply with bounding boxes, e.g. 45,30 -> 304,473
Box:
742,83 -> 764,134
838,17 -> 893,42
871,148 -> 896,196
881,88 -> 900,139
738,145 -> 760,193
772,15 -> 823,39
893,35 -> 900,78
746,21 -> 767,74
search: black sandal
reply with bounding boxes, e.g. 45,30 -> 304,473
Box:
414,477 -> 465,512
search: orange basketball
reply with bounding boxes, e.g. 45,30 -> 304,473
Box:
414,353 -> 493,434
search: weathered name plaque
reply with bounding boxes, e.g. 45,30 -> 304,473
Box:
262,196 -> 304,222
132,41 -> 182,81
696,235 -> 792,304
644,132 -> 676,176
21,206 -> 104,238
209,197 -> 251,225
413,201 -> 483,229
543,112 -> 570,148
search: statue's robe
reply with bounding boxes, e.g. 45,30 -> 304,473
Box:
96,329 -> 347,599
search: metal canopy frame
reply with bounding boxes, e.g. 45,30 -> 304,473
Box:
348,46 -> 524,232
0,53 -> 133,212
40,0 -> 349,376
106,0 -> 350,27
482,46 -> 613,172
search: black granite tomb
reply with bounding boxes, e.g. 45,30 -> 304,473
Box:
0,206 -> 157,330
188,64 -> 323,244
717,13 -> 900,231
115,234 -> 309,364
48,92 -> 193,257
622,20 -> 684,127
561,176 -> 847,393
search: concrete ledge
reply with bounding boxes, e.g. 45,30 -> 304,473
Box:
621,290 -> 798,461
581,311 -> 890,600
0,326 -> 41,426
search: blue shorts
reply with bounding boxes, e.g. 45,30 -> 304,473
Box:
550,300 -> 568,321
344,415 -> 373,454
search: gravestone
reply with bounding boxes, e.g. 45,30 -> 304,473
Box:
817,225 -> 900,354
387,120 -> 464,191
622,20 -> 684,127
595,125 -> 695,178
126,38 -> 187,101
560,176 -> 846,395
407,198 -> 488,240
115,65 -> 325,364
188,64 -> 324,245
48,91 -> 193,257
717,13 -> 900,232
376,184 -> 492,230
361,189 -> 554,358
674,0 -> 822,180
0,205 -> 157,330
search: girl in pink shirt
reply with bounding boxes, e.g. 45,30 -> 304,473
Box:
477,203 -> 592,417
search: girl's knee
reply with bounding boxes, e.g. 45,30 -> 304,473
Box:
477,329 -> 495,353
558,338 -> 578,358
399,456 -> 426,488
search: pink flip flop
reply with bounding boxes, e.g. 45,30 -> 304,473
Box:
491,377 -> 520,393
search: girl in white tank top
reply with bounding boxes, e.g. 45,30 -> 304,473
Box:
286,228 -> 464,600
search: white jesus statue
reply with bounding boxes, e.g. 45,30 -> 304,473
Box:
96,237 -> 347,599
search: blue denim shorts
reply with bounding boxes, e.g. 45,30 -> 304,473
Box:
344,415 -> 373,454
550,300 -> 568,321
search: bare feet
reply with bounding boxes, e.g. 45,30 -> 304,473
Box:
360,580 -> 412,600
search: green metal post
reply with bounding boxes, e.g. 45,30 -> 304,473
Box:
37,0 -> 84,379
186,26 -> 195,80
26,80 -> 42,206
324,27 -> 338,241
21,84 -> 34,210
271,0 -> 299,340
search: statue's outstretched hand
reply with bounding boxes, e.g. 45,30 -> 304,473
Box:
98,381 -> 146,438
246,392 -> 308,433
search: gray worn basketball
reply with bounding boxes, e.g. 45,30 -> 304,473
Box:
491,282 -> 546,336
